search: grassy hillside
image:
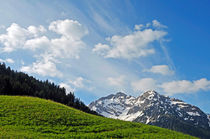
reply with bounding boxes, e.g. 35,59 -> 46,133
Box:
0,96 -> 197,138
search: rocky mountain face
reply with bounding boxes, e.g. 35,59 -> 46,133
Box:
89,91 -> 210,138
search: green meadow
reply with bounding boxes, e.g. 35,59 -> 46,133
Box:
0,95 -> 197,138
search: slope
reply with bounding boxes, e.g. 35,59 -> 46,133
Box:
0,63 -> 97,115
0,95 -> 196,138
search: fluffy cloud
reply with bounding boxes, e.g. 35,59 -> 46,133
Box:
67,77 -> 94,92
0,19 -> 89,77
50,36 -> 84,59
21,54 -> 62,77
131,78 -> 157,92
0,58 -> 14,64
92,43 -> 110,56
0,19 -> 88,57
59,77 -> 93,93
152,20 -> 168,29
27,25 -> 46,37
93,20 -> 167,59
134,20 -> 167,31
160,78 -> 210,95
131,77 -> 210,95
22,19 -> 88,77
107,75 -> 125,87
24,36 -> 50,50
0,23 -> 29,52
145,65 -> 174,76
0,23 -> 47,52
49,19 -> 88,59
69,77 -> 85,88
49,19 -> 88,40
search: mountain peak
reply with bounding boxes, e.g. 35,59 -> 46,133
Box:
89,91 -> 210,137
115,92 -> 127,96
146,90 -> 157,94
140,90 -> 161,101
142,90 -> 158,96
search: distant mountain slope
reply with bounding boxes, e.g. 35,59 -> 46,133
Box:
0,62 -> 97,115
89,91 -> 210,138
0,96 -> 196,138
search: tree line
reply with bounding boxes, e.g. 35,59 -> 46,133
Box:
0,63 -> 98,115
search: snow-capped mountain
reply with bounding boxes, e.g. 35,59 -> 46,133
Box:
89,91 -> 210,138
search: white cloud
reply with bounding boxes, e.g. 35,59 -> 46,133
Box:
0,58 -> 14,64
159,78 -> 210,95
105,29 -> 166,59
145,65 -> 174,76
50,36 -> 84,59
47,19 -> 88,59
67,77 -> 93,91
24,36 -> 50,50
0,19 -> 87,59
152,20 -> 167,29
92,43 -> 110,56
0,23 -> 29,52
69,77 -> 85,88
49,19 -> 88,40
131,78 -> 157,92
7,19 -> 89,77
48,19 -> 88,59
131,77 -> 210,95
21,54 -> 62,77
0,23 -> 47,52
93,21 -> 167,59
107,75 -> 125,87
134,24 -> 144,30
59,82 -> 74,93
27,25 -> 46,37
134,20 -> 167,31
5,58 -> 14,64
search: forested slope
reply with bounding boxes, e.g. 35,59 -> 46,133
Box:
0,63 -> 97,115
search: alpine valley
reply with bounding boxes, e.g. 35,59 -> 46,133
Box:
89,91 -> 210,138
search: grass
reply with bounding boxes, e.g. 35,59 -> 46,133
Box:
0,95 -> 197,138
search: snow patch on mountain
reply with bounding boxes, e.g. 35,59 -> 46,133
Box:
89,90 -> 210,130
187,111 -> 200,116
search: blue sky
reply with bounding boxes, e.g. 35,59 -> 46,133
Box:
0,0 -> 210,113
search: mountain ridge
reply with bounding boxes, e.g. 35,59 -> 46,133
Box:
89,90 -> 210,138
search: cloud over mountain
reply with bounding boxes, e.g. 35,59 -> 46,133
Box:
93,20 -> 167,59
144,65 -> 174,76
